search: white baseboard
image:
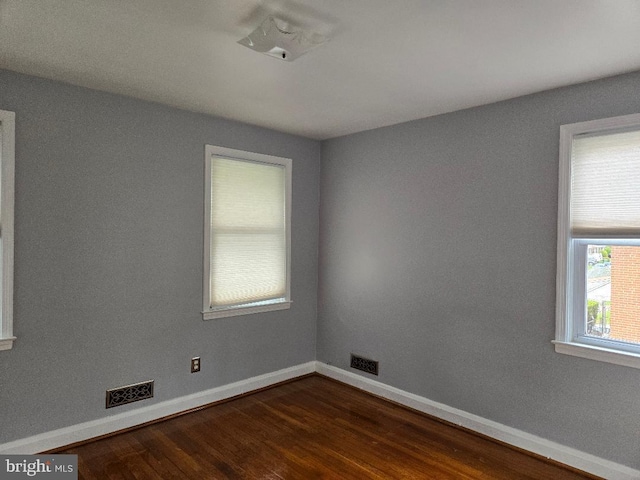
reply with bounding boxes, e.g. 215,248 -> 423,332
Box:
2,360 -> 637,479
315,362 -> 640,480
0,361 -> 316,455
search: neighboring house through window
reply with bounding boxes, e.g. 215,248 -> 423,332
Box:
0,109 -> 15,351
202,145 -> 292,320
555,112 -> 640,368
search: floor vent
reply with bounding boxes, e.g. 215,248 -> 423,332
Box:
350,354 -> 379,376
106,380 -> 154,409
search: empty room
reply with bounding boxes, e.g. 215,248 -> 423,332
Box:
1,1 -> 640,479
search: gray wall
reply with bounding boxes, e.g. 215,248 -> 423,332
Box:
0,69 -> 320,443
318,71 -> 640,469
3,63 -> 640,470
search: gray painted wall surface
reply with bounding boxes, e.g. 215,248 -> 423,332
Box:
318,71 -> 640,469
3,63 -> 640,470
0,69 -> 320,443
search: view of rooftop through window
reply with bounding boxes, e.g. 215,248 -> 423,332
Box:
586,245 -> 640,345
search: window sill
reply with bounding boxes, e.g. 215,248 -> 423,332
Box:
553,340 -> 640,369
202,301 -> 292,320
0,337 -> 16,351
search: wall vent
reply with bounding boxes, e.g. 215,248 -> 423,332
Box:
350,354 -> 379,376
106,380 -> 154,409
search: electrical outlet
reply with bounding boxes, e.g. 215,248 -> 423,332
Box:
191,357 -> 201,373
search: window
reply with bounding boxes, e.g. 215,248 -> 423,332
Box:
555,113 -> 640,368
202,145 -> 292,320
0,109 -> 15,351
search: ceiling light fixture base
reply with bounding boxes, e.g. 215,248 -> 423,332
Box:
238,16 -> 327,62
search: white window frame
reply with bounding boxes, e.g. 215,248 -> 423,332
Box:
202,145 -> 292,320
554,112 -> 640,369
0,110 -> 15,351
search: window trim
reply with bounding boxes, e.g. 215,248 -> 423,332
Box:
0,110 -> 15,351
202,145 -> 292,321
554,112 -> 640,368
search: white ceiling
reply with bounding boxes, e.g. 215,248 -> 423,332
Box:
1,1 -> 640,140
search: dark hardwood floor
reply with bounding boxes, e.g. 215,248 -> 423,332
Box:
60,375 -> 598,479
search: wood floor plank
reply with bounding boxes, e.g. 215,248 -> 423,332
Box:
60,375 -> 599,479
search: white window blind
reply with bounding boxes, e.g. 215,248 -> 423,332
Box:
209,156 -> 287,307
571,129 -> 640,236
